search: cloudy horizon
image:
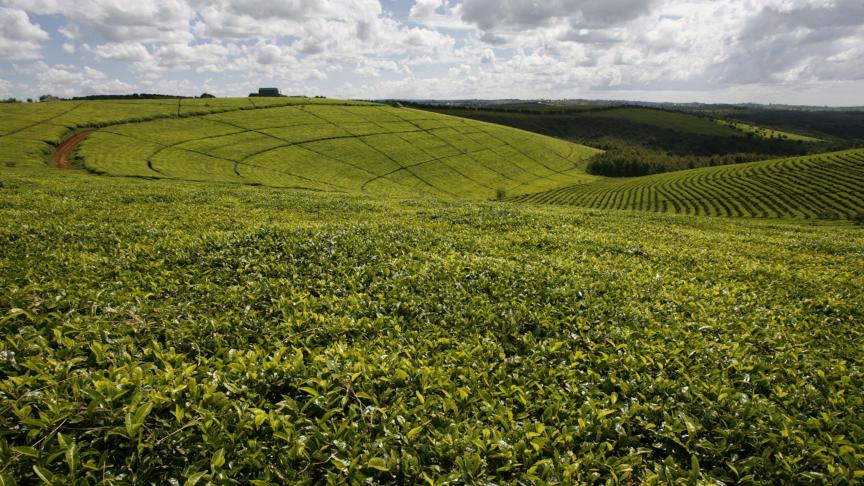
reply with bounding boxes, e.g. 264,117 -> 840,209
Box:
1,0 -> 862,106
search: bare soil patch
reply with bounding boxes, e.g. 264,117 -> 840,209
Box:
51,129 -> 94,168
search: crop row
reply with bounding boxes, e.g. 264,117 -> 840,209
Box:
512,149 -> 864,219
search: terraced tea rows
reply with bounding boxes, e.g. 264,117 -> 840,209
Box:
512,149 -> 864,219
80,104 -> 600,199
0,98 -> 377,168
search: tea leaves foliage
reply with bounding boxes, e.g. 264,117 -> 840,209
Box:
0,99 -> 600,200
0,170 -> 862,483
513,149 -> 864,220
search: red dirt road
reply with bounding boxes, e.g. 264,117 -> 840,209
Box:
51,129 -> 94,168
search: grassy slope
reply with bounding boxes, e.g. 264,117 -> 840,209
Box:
0,99 -> 600,200
0,98 -> 363,168
716,119 -> 824,142
419,105 -> 821,174
512,149 -> 864,219
592,108 -> 822,142
5,100 -> 854,218
715,108 -> 864,141
420,105 -> 747,140
582,107 -> 741,137
0,167 -> 862,483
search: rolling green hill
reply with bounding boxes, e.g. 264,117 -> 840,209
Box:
3,99 -> 862,220
0,98 -> 600,200
418,104 -> 744,140
581,107 -> 740,137
0,98 -> 378,168
1,99 -> 863,483
511,149 -> 864,219
700,107 -> 864,141
413,104 -> 826,177
80,104 -> 599,199
716,119 -> 823,142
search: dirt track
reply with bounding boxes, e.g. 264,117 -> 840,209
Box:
51,129 -> 94,168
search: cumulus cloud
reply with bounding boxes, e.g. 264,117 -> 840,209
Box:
0,7 -> 49,59
91,42 -> 153,63
2,0 -> 195,44
708,0 -> 864,84
193,0 -> 383,39
410,0 -> 443,18
0,0 -> 862,103
0,77 -> 12,97
460,0 -> 655,32
32,63 -> 133,97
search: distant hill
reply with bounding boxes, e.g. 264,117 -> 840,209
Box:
3,97 -> 861,220
411,104 -> 829,177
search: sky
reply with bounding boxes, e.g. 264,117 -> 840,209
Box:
0,0 -> 862,105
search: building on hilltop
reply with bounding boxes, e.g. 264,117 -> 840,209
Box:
249,88 -> 286,97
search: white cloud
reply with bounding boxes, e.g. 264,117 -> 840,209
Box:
2,0 -> 195,43
410,0 -> 442,18
0,7 -> 49,59
354,58 -> 400,76
91,42 -> 152,63
0,77 -> 12,97
193,0 -> 383,39
0,0 -> 862,104
31,63 -> 133,97
459,0 -> 655,32
706,0 -> 864,84
409,0 -> 469,30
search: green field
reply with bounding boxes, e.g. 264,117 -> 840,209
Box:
510,149 -> 864,219
0,98 -> 382,169
420,105 -> 745,140
583,108 -> 742,137
1,99 -> 600,200
716,119 -> 824,142
1,169 -> 862,483
415,104 -> 825,178
1,99 -> 863,483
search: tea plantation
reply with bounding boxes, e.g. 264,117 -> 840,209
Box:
0,99 -> 863,483
1,99 -> 600,200
512,149 -> 864,220
0,98 -> 373,168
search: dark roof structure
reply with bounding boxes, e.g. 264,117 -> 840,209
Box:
249,87 -> 285,97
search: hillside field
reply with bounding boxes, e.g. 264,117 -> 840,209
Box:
512,149 -> 864,220
716,119 -> 823,142
0,99 -> 863,483
1,97 -> 360,168
1,99 -> 600,200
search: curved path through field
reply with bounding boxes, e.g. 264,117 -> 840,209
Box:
51,129 -> 95,168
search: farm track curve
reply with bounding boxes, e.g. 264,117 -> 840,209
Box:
51,129 -> 94,168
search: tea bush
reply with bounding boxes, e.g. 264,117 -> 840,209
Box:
0,169 -> 862,483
